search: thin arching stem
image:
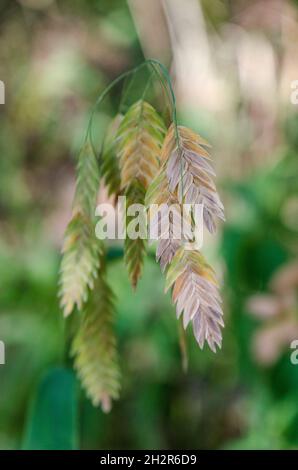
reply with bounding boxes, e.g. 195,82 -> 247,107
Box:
85,59 -> 179,150
84,59 -> 184,196
85,62 -> 149,148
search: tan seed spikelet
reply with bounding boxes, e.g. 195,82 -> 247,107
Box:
145,170 -> 169,206
161,124 -> 225,234
117,100 -> 166,288
146,123 -> 225,352
124,181 -> 147,289
72,141 -> 100,216
59,140 -> 102,316
116,100 -> 166,190
59,213 -> 102,316
165,247 -> 224,352
150,200 -> 192,272
146,170 -> 190,272
71,260 -> 121,412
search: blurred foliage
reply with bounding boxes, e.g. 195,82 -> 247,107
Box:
0,0 -> 298,450
22,367 -> 78,450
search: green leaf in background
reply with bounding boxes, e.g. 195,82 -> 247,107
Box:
22,367 -> 78,450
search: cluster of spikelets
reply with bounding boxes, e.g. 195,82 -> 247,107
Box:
146,124 -> 225,352
59,97 -> 225,411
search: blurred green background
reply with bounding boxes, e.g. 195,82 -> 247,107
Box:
0,0 -> 298,450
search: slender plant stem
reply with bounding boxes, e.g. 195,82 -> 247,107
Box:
85,62 -> 148,146
85,59 -> 178,148
85,59 -> 184,195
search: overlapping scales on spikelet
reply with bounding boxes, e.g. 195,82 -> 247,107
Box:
146,168 -> 190,272
116,100 -> 166,190
155,223 -> 182,272
101,114 -> 123,196
73,141 -> 100,215
124,181 -> 147,288
145,170 -> 168,206
59,141 -> 102,316
165,247 -> 224,352
59,213 -> 102,316
146,124 -> 225,352
161,125 -> 225,233
117,100 -> 166,288
146,172 -> 177,271
72,258 -> 120,412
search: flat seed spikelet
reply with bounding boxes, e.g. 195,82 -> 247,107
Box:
165,247 -> 224,352
59,140 -> 102,316
71,260 -> 121,412
117,100 -> 166,288
146,168 -> 191,272
116,100 -> 166,190
146,123 -> 225,352
162,124 -> 225,233
59,213 -> 102,316
73,141 -> 101,216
